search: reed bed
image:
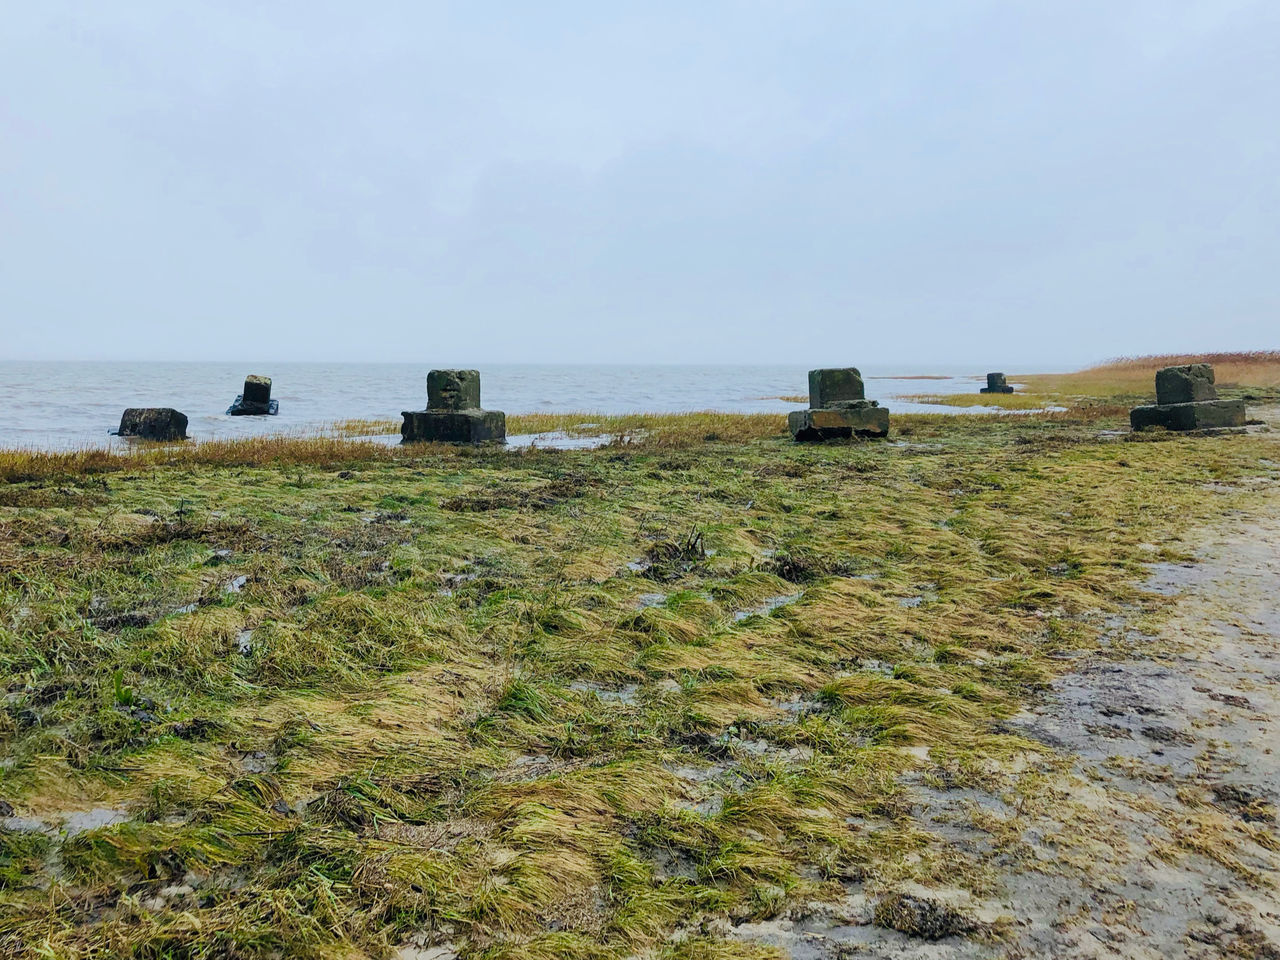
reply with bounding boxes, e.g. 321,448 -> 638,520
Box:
1018,350 -> 1280,400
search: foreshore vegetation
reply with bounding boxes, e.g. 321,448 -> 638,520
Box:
1,358 -> 1277,958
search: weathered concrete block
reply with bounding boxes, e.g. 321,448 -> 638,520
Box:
1155,364 -> 1216,404
402,409 -> 506,443
788,405 -> 888,441
808,368 -> 865,407
428,369 -> 481,410
118,408 -> 188,441
227,396 -> 278,416
242,375 -> 272,406
1129,399 -> 1245,432
979,372 -> 1014,394
227,374 -> 278,416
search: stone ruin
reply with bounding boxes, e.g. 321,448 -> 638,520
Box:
227,374 -> 278,416
1130,363 -> 1246,431
117,408 -> 188,441
402,369 -> 506,443
788,368 -> 889,441
980,372 -> 1014,394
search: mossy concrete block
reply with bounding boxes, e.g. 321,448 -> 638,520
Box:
789,405 -> 888,441
228,374 -> 278,415
242,375 -> 272,406
808,368 -> 865,407
980,372 -> 1014,393
118,408 -> 188,441
1155,364 -> 1216,404
1129,399 -> 1245,431
402,409 -> 505,443
428,369 -> 481,410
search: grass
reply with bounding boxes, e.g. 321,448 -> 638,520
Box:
0,369 -> 1276,958
1017,351 -> 1280,401
0,413 -> 787,484
898,393 -> 1052,411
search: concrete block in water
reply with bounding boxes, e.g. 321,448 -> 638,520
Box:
401,409 -> 506,443
118,408 -> 188,441
788,405 -> 888,441
227,374 -> 278,416
428,369 -> 481,410
1154,364 -> 1216,404
808,368 -> 865,407
242,375 -> 272,406
1129,399 -> 1245,432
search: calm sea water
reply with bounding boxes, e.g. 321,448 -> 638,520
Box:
0,362 -> 1005,450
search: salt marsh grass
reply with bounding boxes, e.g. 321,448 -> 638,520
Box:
0,374 -> 1276,957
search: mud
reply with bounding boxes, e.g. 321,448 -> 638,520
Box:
988,481 -> 1280,958
567,681 -> 640,705
724,429 -> 1280,958
733,592 -> 803,621
2,805 -> 129,838
505,431 -> 613,451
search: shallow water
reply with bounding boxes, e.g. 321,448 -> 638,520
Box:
0,361 -> 1014,451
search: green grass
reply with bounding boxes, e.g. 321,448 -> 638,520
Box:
0,394 -> 1275,958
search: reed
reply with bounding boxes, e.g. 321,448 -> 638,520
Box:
1018,350 -> 1280,400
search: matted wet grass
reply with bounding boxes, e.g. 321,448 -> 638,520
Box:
0,401 -> 1275,958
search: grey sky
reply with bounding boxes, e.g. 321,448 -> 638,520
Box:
1,2 -> 1276,366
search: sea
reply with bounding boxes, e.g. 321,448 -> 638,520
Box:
0,362 -> 1015,451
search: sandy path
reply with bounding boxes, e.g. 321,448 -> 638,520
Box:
725,416 -> 1280,959
999,481 -> 1280,958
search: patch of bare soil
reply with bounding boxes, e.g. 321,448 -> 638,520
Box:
991,482 -> 1280,959
726,416 -> 1280,959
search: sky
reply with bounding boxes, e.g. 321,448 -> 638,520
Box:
1,1 -> 1277,367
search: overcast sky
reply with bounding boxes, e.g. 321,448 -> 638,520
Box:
1,2 -> 1276,366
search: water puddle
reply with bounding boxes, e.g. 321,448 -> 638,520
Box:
1142,561 -> 1197,596
733,592 -> 802,622
2,805 -> 129,837
438,571 -> 478,596
567,681 -> 640,705
63,807 -> 129,835
235,750 -> 276,775
394,939 -> 459,960
770,694 -> 825,717
506,431 -> 612,451
667,761 -> 749,817
896,582 -> 938,608
855,659 -> 896,677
